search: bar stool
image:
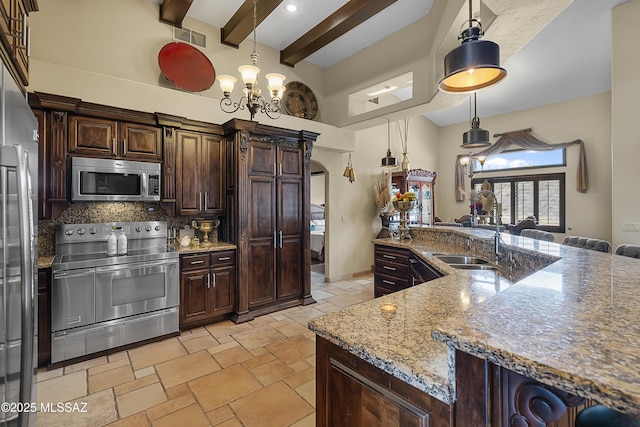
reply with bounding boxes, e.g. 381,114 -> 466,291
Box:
561,236 -> 611,253
575,405 -> 640,426
614,244 -> 640,259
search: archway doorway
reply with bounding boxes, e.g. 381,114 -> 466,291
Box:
310,160 -> 327,284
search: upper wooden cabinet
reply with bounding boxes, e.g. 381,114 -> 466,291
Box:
0,0 -> 36,88
69,116 -> 162,161
175,130 -> 223,216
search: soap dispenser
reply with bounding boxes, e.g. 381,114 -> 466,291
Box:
117,229 -> 128,255
107,229 -> 117,256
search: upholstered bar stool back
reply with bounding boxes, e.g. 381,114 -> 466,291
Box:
575,405 -> 640,426
561,236 -> 611,253
520,229 -> 555,242
614,244 -> 640,258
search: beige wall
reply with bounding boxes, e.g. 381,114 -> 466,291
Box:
28,0 -> 633,280
436,93 -> 612,243
612,0 -> 640,247
28,0 -> 355,152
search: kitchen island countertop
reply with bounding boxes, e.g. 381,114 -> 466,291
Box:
309,227 -> 640,417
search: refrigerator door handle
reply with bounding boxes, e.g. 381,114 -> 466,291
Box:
15,144 -> 35,424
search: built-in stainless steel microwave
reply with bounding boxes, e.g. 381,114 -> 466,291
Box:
71,157 -> 161,202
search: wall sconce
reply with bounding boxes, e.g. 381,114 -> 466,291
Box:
460,154 -> 486,179
439,0 -> 506,93
343,153 -> 356,183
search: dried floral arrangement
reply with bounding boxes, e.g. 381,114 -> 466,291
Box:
374,172 -> 397,216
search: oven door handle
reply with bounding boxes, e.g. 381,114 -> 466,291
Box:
53,268 -> 95,279
95,259 -> 178,273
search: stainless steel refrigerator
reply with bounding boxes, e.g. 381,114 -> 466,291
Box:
0,62 -> 38,426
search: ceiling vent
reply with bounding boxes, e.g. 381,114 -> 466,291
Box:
173,26 -> 206,48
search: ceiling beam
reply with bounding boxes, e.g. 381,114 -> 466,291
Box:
221,0 -> 284,48
280,0 -> 398,67
159,0 -> 193,28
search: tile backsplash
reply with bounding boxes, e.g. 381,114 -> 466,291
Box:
38,202 -> 219,256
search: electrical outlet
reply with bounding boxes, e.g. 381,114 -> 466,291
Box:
622,222 -> 640,232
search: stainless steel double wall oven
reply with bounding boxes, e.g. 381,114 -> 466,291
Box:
50,221 -> 178,364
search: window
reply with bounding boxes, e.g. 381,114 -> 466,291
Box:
474,148 -> 565,173
472,173 -> 565,233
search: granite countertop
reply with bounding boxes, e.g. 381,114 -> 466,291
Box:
432,237 -> 640,417
38,255 -> 55,269
173,241 -> 236,255
309,229 -> 520,403
310,227 -> 640,415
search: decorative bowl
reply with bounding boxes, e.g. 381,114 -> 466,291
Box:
393,200 -> 416,212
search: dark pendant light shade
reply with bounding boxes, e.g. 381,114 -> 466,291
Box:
381,118 -> 398,170
439,11 -> 506,93
461,92 -> 491,148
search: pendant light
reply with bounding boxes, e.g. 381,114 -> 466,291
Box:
439,0 -> 506,93
381,118 -> 398,170
461,92 -> 490,148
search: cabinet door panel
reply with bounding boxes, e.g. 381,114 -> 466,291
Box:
248,143 -> 275,175
248,242 -> 276,307
277,178 -> 302,299
249,177 -> 276,238
278,236 -> 302,300
180,270 -> 211,325
120,122 -> 161,161
212,266 -> 235,315
278,146 -> 302,178
176,131 -> 202,215
202,135 -> 223,213
69,116 -> 117,157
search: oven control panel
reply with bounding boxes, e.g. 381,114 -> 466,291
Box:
56,221 -> 167,242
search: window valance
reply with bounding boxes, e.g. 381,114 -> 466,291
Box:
455,130 -> 588,201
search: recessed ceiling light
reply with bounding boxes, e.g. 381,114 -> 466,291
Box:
286,4 -> 298,12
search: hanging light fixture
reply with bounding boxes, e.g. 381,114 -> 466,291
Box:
461,92 -> 490,148
343,153 -> 356,183
439,0 -> 506,93
217,0 -> 285,121
381,118 -> 398,170
460,154 -> 486,179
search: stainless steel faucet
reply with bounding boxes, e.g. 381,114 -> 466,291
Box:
472,190 -> 503,262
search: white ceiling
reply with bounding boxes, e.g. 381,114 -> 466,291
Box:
185,0 -> 628,127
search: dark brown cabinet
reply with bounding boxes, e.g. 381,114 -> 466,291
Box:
224,119 -> 318,323
317,337 -> 453,427
175,130 -> 223,216
37,268 -> 50,367
374,245 -> 442,298
69,115 -> 162,161
179,250 -> 236,330
0,0 -> 35,88
392,169 -> 437,226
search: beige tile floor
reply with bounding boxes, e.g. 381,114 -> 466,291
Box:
36,271 -> 373,427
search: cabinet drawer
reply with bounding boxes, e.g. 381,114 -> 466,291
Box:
211,250 -> 235,266
374,272 -> 409,292
375,260 -> 409,278
180,254 -> 210,271
375,245 -> 409,265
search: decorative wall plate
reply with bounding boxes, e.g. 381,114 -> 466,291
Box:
158,42 -> 215,92
283,81 -> 318,120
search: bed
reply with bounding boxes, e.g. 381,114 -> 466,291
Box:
310,204 -> 325,262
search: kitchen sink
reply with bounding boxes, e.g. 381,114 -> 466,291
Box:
434,255 -> 489,265
447,264 -> 498,270
433,254 -> 498,270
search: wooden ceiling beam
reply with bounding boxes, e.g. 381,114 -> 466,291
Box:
159,0 -> 193,28
221,0 -> 284,48
280,0 -> 398,67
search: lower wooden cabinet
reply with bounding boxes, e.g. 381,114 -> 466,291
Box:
374,245 -> 442,297
37,268 -> 51,367
179,250 -> 236,330
316,337 -> 453,426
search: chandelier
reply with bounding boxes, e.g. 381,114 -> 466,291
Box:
216,0 -> 285,121
460,154 -> 486,179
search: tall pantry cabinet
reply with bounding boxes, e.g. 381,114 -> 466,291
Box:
223,119 -> 319,323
